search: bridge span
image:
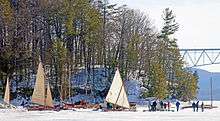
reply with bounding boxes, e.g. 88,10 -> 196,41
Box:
180,48 -> 220,67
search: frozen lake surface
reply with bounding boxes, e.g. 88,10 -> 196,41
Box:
0,101 -> 220,121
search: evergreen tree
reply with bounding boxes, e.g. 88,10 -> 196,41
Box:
176,70 -> 199,101
159,8 -> 182,97
161,8 -> 179,38
148,61 -> 168,99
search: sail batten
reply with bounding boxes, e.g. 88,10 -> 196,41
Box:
4,77 -> 10,104
106,68 -> 130,109
31,62 -> 46,106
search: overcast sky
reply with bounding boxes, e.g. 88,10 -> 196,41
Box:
109,0 -> 220,72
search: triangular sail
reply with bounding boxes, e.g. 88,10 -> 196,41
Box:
31,62 -> 46,106
45,83 -> 53,107
4,77 -> 10,104
106,68 -> 130,109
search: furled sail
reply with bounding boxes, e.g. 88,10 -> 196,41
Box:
45,83 -> 53,107
4,77 -> 10,104
106,68 -> 130,109
31,62 -> 46,106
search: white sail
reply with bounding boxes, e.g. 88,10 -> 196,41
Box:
3,77 -> 10,104
45,83 -> 53,107
31,62 -> 46,106
106,68 -> 130,109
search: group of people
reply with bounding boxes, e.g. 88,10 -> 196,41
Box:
149,101 -> 158,111
148,100 -> 205,112
148,100 -> 172,112
192,101 -> 204,112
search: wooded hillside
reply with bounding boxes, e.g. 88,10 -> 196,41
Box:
0,0 -> 198,101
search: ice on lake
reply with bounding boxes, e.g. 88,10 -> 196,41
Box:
0,101 -> 220,121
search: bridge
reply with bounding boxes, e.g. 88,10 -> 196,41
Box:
180,49 -> 219,107
180,49 -> 220,67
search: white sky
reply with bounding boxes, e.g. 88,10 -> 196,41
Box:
109,0 -> 220,72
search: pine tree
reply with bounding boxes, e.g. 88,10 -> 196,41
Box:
159,8 -> 181,97
160,8 -> 198,100
176,70 -> 199,101
161,8 -> 179,38
148,61 -> 168,99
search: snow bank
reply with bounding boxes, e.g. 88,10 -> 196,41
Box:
69,94 -> 103,104
71,68 -> 111,91
10,95 -> 29,106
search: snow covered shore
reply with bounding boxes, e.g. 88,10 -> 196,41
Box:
0,101 -> 219,121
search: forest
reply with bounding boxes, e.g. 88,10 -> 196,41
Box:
0,0 -> 198,102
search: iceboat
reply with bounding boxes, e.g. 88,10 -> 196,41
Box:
28,61 -> 54,111
105,68 -> 134,111
0,77 -> 17,109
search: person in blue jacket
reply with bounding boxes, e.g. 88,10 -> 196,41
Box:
176,101 -> 180,112
192,102 -> 196,112
196,101 -> 199,112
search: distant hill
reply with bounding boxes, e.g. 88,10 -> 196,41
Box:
191,68 -> 220,101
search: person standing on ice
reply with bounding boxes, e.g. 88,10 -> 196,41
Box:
201,102 -> 204,112
160,100 -> 163,109
152,101 -> 157,111
148,100 -> 152,111
176,101 -> 180,112
167,101 -> 171,111
192,102 -> 196,112
163,102 -> 167,111
196,101 -> 199,112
